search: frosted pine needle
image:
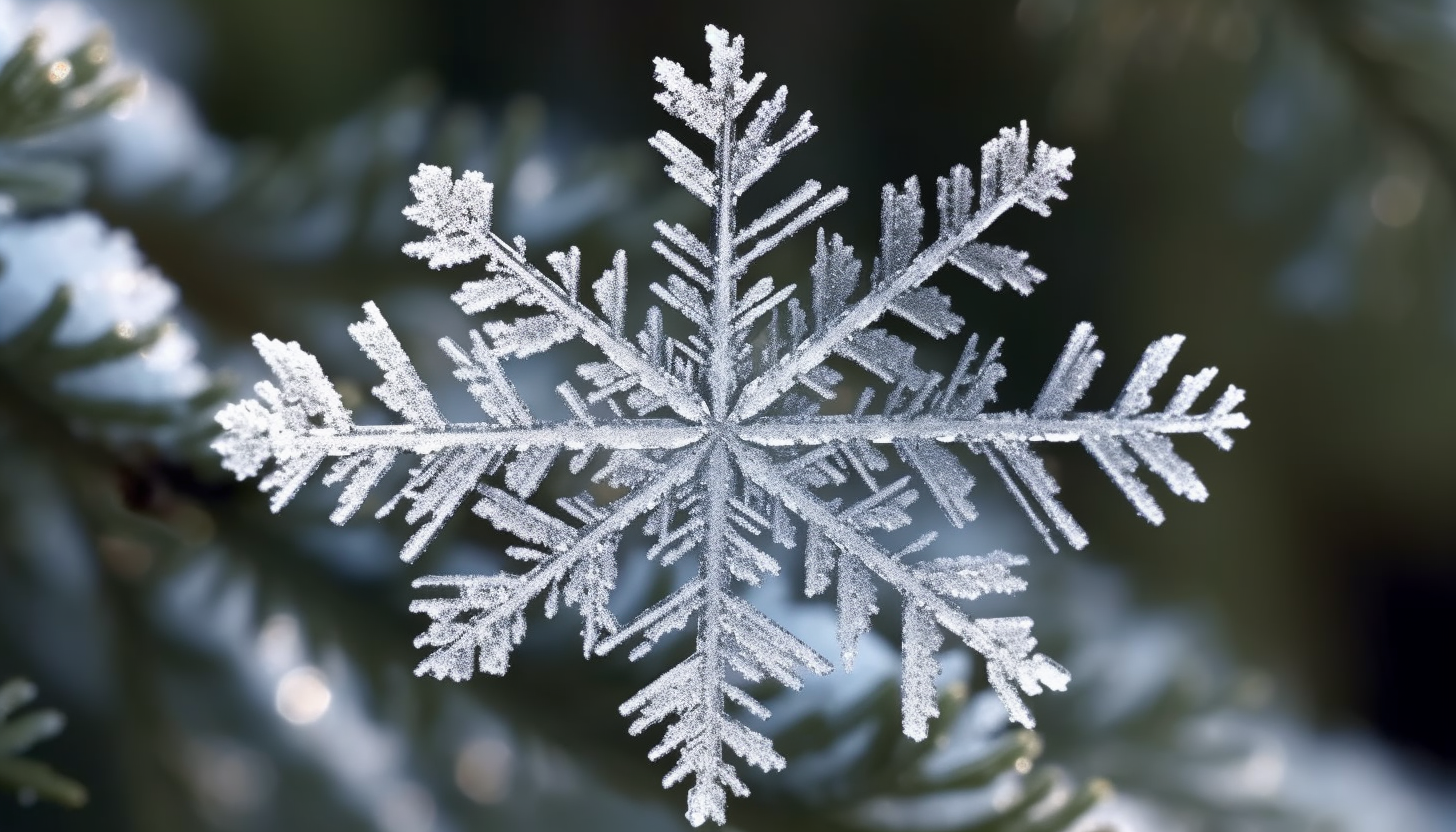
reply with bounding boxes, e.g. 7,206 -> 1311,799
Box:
214,24 -> 1249,826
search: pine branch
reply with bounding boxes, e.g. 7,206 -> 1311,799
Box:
0,679 -> 87,808
1286,0 -> 1456,195
95,82 -> 668,349
0,29 -> 137,141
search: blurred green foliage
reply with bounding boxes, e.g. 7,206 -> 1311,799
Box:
0,678 -> 87,808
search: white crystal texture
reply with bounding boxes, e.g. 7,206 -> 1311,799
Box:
213,24 -> 1249,825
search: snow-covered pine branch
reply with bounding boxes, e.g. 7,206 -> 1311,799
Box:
0,213 -> 211,420
215,22 -> 1248,826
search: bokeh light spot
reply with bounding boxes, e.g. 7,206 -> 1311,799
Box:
454,737 -> 513,804
274,666 -> 331,725
1370,174 -> 1424,228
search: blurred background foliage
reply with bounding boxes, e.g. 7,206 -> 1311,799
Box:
0,0 -> 1453,830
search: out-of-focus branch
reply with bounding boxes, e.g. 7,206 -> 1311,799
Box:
1286,0 -> 1456,191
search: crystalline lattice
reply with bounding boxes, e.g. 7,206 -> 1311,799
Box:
214,24 -> 1249,826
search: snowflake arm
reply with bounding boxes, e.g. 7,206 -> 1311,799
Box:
411,443 -> 708,674
735,323 -> 1248,552
215,301 -> 706,563
732,124 -> 1075,422
607,444 -> 833,827
648,25 -> 848,421
401,164 -> 710,422
733,440 -> 1067,730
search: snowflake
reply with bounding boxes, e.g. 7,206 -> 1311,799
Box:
214,24 -> 1248,826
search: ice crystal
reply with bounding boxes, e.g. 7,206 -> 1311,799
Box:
214,25 -> 1249,825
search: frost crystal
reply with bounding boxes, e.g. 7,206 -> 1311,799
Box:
214,25 -> 1249,826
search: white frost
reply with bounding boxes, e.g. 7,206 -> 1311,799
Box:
214,23 -> 1249,826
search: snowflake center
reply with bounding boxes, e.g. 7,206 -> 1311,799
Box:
705,415 -> 741,440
